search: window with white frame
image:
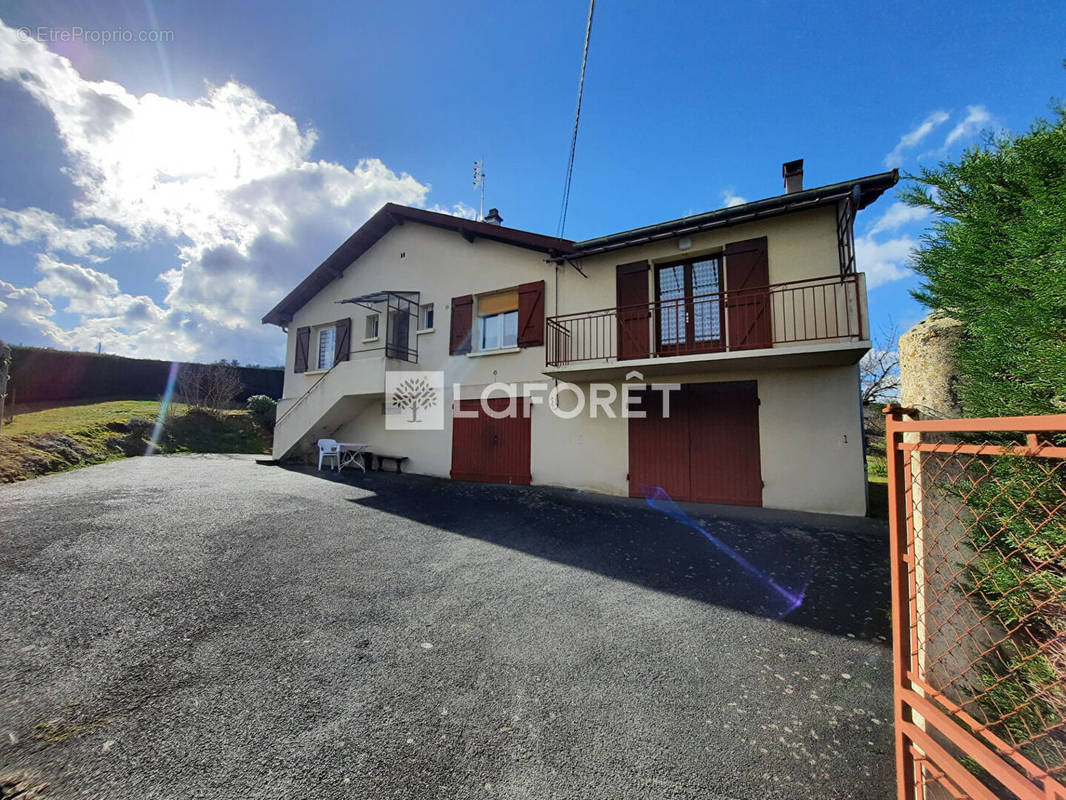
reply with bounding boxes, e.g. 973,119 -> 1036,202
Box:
316,326 -> 336,370
477,290 -> 519,351
364,313 -> 379,341
419,302 -> 434,331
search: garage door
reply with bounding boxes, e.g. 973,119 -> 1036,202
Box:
628,381 -> 762,506
451,397 -> 532,485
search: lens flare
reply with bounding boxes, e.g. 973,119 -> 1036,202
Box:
642,485 -> 805,618
147,362 -> 179,455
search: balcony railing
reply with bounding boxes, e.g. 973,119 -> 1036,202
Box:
546,273 -> 864,368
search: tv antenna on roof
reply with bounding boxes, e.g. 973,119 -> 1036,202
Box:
473,158 -> 485,221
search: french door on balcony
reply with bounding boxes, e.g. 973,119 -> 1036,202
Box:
655,257 -> 724,356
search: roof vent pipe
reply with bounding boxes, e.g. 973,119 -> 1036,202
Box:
782,159 -> 804,194
484,208 -> 503,225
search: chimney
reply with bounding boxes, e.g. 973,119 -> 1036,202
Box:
483,208 -> 503,225
782,159 -> 804,194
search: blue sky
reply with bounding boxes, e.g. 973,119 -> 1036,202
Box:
0,0 -> 1063,364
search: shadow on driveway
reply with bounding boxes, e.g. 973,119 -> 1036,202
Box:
292,466 -> 891,642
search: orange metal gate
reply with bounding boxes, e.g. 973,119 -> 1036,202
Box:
885,406 -> 1066,800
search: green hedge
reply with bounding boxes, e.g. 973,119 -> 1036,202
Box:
8,346 -> 282,404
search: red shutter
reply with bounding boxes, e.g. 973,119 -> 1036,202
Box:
517,280 -> 545,347
294,326 -> 310,373
616,261 -> 651,360
724,237 -> 771,350
334,317 -> 351,363
449,295 -> 473,355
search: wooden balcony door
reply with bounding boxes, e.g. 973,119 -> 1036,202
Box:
655,257 -> 724,356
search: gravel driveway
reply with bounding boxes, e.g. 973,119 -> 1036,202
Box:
1,454 -> 894,799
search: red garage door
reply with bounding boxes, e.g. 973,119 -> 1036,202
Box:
629,381 -> 762,506
451,397 -> 532,485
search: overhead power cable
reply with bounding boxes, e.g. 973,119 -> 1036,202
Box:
556,0 -> 595,238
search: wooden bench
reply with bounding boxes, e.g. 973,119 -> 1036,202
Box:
368,453 -> 409,473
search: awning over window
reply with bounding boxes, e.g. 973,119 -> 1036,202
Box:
337,290 -> 419,310
478,290 -> 518,316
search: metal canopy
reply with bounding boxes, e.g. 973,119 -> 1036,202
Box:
337,290 -> 419,311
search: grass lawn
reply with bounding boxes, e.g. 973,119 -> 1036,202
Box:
3,399 -> 177,435
0,399 -> 270,483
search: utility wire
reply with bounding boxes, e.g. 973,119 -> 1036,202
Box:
556,0 -> 595,238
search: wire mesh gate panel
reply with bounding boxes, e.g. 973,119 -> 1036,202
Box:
885,408 -> 1066,800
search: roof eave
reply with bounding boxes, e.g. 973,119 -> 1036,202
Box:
556,169 -> 899,262
261,203 -> 575,327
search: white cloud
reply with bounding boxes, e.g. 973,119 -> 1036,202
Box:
0,206 -> 117,259
856,233 -> 917,289
868,202 -> 932,236
0,20 -> 435,362
33,253 -> 164,322
944,104 -> 993,149
0,278 -> 62,340
429,202 -> 478,220
721,189 -> 747,207
884,110 -> 950,168
35,254 -> 120,309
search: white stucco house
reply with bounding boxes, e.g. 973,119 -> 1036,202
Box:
262,160 -> 898,516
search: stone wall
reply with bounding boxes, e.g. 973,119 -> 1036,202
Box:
899,313 -> 963,419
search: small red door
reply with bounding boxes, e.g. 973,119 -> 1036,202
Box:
451,397 -> 531,485
628,382 -> 762,507
725,237 -> 772,350
616,260 -> 651,360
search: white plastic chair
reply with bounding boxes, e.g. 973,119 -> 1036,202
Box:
317,438 -> 341,471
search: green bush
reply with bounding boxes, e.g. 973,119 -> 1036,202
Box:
902,105 -> 1066,417
246,394 -> 277,431
246,395 -> 277,415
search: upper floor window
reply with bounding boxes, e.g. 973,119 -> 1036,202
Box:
317,326 -> 336,370
364,313 -> 379,341
419,303 -> 434,331
477,290 -> 518,351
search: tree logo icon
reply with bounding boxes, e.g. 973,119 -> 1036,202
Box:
392,376 -> 438,422
385,371 -> 445,430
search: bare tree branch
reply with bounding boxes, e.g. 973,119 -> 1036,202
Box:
177,363 -> 243,414
861,323 -> 901,404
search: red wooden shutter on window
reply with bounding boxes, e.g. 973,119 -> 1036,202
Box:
334,317 -> 351,363
294,326 -> 311,373
517,280 -> 545,347
450,295 -> 473,355
616,260 -> 651,360
724,237 -> 771,350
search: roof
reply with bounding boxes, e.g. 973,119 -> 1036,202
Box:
261,204 -> 574,326
559,169 -> 899,260
262,170 -> 898,326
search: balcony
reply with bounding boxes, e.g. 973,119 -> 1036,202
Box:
544,273 -> 869,380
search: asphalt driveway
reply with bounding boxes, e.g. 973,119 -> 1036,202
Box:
1,455 -> 894,799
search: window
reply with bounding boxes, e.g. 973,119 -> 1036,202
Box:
316,326 -> 335,370
419,302 -> 434,331
477,290 -> 519,351
656,257 -> 722,349
364,313 -> 379,341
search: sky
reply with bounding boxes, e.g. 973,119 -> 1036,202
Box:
0,0 -> 1063,365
